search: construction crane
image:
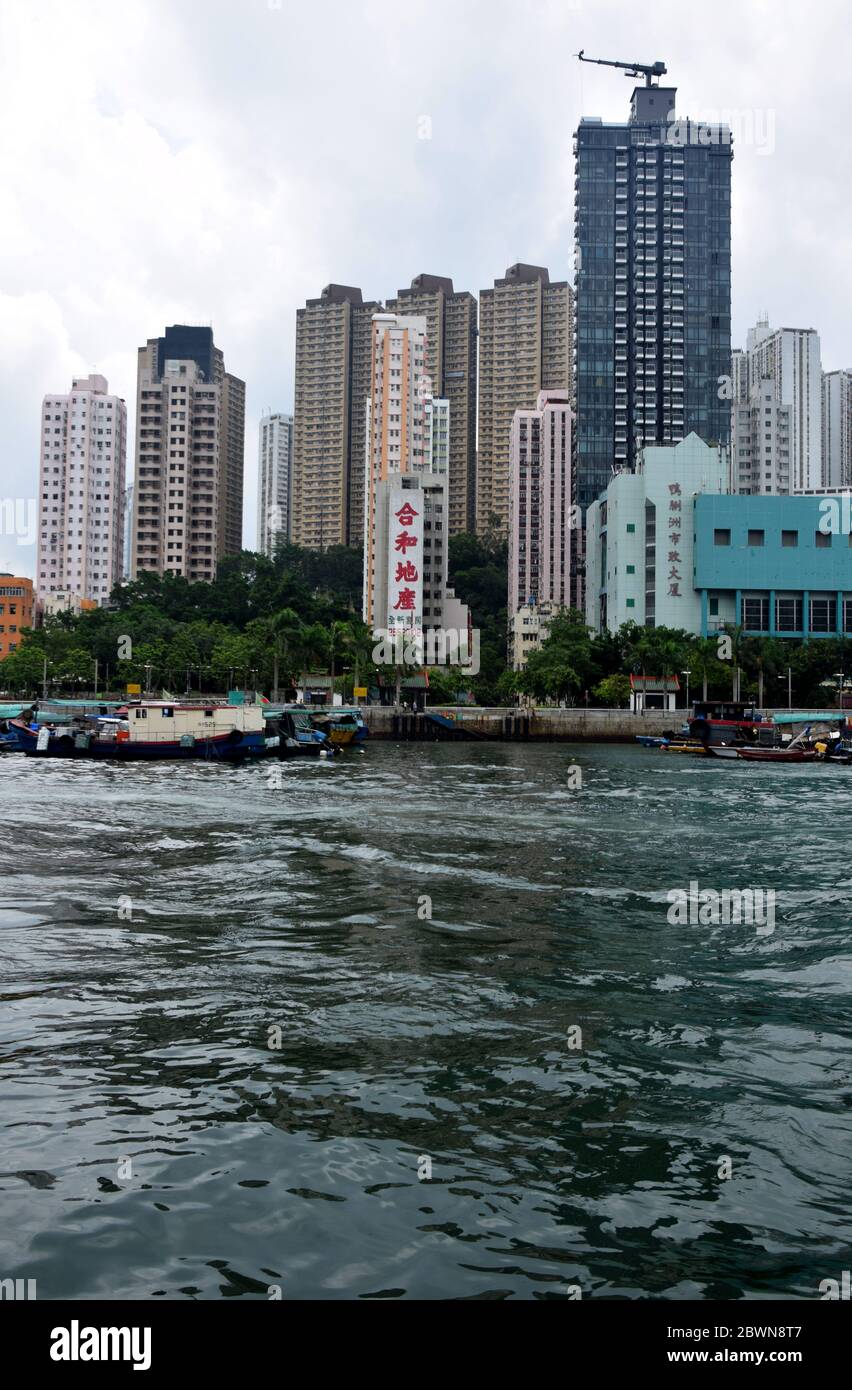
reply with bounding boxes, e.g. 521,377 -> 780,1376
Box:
576,51 -> 667,88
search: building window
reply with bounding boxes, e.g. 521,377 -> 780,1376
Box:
815,530 -> 831,549
742,595 -> 769,630
781,530 -> 798,547
810,597 -> 835,633
747,529 -> 764,547
776,596 -> 802,632
626,564 -> 635,574
709,597 -> 719,616
714,528 -> 731,546
626,522 -> 635,533
626,598 -> 635,608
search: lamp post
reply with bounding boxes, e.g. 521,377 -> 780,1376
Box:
835,671 -> 844,712
777,668 -> 792,710
681,668 -> 691,712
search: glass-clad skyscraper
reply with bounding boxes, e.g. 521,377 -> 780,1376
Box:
573,84 -> 732,514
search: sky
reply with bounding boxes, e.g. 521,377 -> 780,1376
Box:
1,0 -> 851,579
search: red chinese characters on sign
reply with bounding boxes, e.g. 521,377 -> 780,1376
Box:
387,489 -> 424,633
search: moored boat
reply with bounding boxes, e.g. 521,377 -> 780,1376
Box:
689,700 -> 772,748
12,701 -> 273,761
310,711 -> 359,746
265,708 -> 338,756
736,746 -> 817,763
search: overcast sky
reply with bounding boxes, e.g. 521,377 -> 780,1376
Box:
2,0 -> 851,579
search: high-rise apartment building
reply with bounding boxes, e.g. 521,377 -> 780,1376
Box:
130,326 -> 245,582
387,275 -> 477,535
574,82 -> 732,515
362,313 -> 468,642
476,264 -> 573,536
122,485 -> 133,577
742,319 -> 822,491
36,374 -> 127,604
508,390 -> 578,618
220,371 -> 246,556
821,369 -> 852,489
291,284 -> 381,550
257,412 -> 293,556
731,380 -> 792,495
732,347 -> 749,402
363,312 -> 429,627
425,397 -> 450,477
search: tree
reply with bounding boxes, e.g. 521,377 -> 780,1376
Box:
519,611 -> 598,703
593,673 -> 631,707
0,644 -> 45,694
688,635 -> 724,701
424,666 -> 465,705
338,618 -> 377,701
54,647 -> 94,688
294,622 -> 330,698
210,633 -> 254,689
265,607 -> 303,700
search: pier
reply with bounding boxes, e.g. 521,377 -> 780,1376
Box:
361,706 -> 683,742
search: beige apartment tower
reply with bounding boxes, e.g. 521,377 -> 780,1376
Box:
387,275 -> 477,535
476,264 -> 573,536
291,284 -> 381,550
130,325 -> 245,582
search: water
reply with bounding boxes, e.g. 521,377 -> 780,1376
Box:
1,742 -> 850,1300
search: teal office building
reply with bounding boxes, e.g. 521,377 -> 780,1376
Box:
694,494 -> 852,639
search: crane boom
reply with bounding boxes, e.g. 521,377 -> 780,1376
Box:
576,50 -> 667,87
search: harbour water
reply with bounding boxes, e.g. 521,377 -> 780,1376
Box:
1,743 -> 850,1300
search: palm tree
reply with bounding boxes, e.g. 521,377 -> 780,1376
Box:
718,624 -> 747,700
294,622 -> 330,703
328,619 -> 351,695
689,636 -> 721,702
269,608 -> 303,702
338,619 -> 376,704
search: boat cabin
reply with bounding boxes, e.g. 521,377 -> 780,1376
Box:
123,703 -> 265,744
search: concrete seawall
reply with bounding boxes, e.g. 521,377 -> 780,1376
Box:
360,706 -> 686,742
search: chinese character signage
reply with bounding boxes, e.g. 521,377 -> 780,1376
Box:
386,487 -> 423,639
667,482 -> 682,598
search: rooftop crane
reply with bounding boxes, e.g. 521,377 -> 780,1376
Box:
576,51 -> 667,87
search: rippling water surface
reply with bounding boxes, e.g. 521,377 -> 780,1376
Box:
1,742 -> 850,1300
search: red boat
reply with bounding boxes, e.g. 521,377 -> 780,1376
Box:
736,746 -> 816,763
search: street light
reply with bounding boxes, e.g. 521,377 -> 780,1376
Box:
681,668 -> 691,711
777,668 -> 792,711
835,671 -> 845,711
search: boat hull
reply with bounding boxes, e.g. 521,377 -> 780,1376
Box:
736,748 -> 816,763
12,720 -> 270,761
